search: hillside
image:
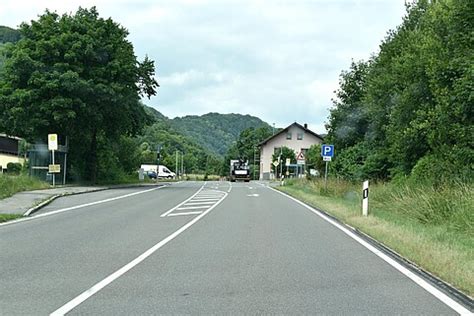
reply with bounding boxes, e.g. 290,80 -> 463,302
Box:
0,26 -> 21,70
0,26 -> 21,43
170,112 -> 271,156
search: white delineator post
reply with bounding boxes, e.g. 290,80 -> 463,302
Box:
362,180 -> 369,216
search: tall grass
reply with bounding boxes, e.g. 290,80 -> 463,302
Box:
372,181 -> 473,235
286,178 -> 473,235
0,173 -> 50,200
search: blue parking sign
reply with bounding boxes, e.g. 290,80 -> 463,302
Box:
321,144 -> 334,158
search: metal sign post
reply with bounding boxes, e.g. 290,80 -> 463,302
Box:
48,134 -> 58,187
362,180 -> 369,216
272,160 -> 279,180
321,145 -> 334,190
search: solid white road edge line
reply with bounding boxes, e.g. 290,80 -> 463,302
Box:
159,185 -> 204,217
50,190 -> 228,316
0,185 -> 169,228
167,211 -> 203,216
269,186 -> 471,315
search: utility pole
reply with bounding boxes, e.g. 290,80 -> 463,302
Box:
279,147 -> 283,179
175,150 -> 179,179
181,153 -> 184,178
253,146 -> 256,180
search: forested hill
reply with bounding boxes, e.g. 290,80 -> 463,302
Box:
170,112 -> 271,156
0,26 -> 21,69
0,26 -> 21,43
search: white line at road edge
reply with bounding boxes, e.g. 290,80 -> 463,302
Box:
269,186 -> 471,315
50,189 -> 228,316
0,185 -> 169,228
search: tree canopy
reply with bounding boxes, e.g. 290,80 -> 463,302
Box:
0,7 -> 159,182
326,0 -> 473,183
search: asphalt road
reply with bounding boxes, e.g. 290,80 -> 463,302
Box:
0,181 -> 467,315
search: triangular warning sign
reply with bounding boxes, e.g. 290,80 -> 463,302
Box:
297,151 -> 305,160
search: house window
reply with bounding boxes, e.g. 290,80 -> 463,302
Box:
286,132 -> 292,140
297,132 -> 303,140
274,147 -> 281,155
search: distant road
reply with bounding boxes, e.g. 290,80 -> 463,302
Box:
0,181 -> 468,315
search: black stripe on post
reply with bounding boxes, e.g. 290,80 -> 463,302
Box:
363,188 -> 369,199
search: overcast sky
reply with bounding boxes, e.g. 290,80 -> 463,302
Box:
1,0 -> 407,133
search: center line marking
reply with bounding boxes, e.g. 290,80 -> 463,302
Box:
50,187 -> 228,315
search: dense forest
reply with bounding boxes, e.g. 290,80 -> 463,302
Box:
0,26 -> 21,69
326,0 -> 473,184
0,26 -> 21,44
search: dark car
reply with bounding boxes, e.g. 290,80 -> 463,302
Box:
146,171 -> 157,179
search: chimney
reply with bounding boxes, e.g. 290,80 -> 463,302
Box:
304,123 -> 308,129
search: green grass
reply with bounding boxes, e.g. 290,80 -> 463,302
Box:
279,178 -> 474,297
185,174 -> 222,181
0,173 -> 50,200
0,213 -> 22,223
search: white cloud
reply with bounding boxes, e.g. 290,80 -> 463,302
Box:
1,0 -> 407,133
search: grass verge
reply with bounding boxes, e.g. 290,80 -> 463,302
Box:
0,213 -> 22,223
0,173 -> 50,200
278,178 -> 473,297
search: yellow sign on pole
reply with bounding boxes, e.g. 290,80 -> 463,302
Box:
48,134 -> 58,151
49,164 -> 61,173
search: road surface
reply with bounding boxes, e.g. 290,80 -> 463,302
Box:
0,181 -> 468,315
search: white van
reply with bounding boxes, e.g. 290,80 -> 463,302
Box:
157,165 -> 176,179
140,164 -> 176,179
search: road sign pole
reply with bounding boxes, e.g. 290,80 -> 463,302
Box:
52,149 -> 55,187
175,150 -> 178,179
324,161 -> 328,190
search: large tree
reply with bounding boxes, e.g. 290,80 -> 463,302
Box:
326,0 -> 473,182
0,7 -> 158,182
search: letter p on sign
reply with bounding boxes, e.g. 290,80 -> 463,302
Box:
321,145 -> 334,158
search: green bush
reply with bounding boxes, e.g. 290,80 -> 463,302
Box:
6,162 -> 22,174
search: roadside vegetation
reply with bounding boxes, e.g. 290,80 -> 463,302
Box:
0,173 -> 50,200
0,173 -> 49,223
0,213 -> 22,223
279,178 -> 473,297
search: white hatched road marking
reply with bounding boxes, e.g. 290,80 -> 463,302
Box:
50,186 -> 228,315
163,186 -> 228,218
184,201 -> 216,205
167,211 -> 203,217
176,206 -> 209,210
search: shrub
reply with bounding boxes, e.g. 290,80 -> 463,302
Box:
6,162 -> 22,174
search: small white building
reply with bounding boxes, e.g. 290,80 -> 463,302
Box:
259,123 -> 324,180
0,134 -> 24,172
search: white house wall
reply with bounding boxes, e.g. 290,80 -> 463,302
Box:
260,125 -> 322,180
